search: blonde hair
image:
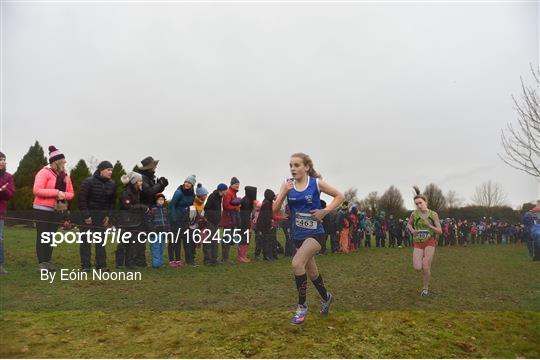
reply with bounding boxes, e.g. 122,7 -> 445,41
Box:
413,185 -> 428,203
291,152 -> 321,178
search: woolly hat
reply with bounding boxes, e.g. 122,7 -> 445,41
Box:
97,160 -> 113,172
121,171 -> 143,185
185,174 -> 197,186
196,183 -> 209,197
230,177 -> 240,185
217,183 -> 228,192
155,193 -> 166,201
48,145 -> 65,164
0,151 -> 5,160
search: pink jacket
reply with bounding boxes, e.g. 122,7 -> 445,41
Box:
33,166 -> 74,209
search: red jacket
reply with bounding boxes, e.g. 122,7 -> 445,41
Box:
220,187 -> 241,228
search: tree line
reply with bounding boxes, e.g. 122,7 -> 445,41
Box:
344,183 -> 532,224
6,141 -> 535,224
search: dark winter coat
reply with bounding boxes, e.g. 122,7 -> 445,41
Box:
256,189 -> 274,234
204,190 -> 223,226
136,169 -> 166,207
118,185 -> 148,229
77,171 -> 116,220
240,186 -> 257,230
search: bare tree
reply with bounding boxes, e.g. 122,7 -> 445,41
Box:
378,185 -> 406,217
471,180 -> 507,207
343,188 -> 359,205
358,191 -> 380,212
445,190 -> 464,208
357,198 -> 370,211
423,183 -> 447,213
86,156 -> 99,173
500,65 -> 540,180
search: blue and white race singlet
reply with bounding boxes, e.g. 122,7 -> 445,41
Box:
287,176 -> 325,241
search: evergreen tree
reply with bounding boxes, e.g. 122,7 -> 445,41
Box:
112,161 -> 127,209
9,141 -> 47,210
69,159 -> 91,211
12,141 -> 47,188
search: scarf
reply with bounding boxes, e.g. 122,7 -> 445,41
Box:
54,170 -> 67,192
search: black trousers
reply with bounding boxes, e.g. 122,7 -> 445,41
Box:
203,224 -> 219,264
365,233 -> 372,247
271,228 -> 283,258
134,237 -> 147,267
397,234 -> 403,247
376,232 -> 385,247
389,233 -> 397,247
258,232 -> 272,259
183,231 -> 196,265
221,226 -> 234,261
34,209 -> 61,264
79,218 -> 107,269
283,227 -> 296,257
115,230 -> 138,268
168,224 -> 182,261
330,232 -> 340,252
351,231 -> 360,249
255,232 -> 263,257
403,234 -> 411,247
320,234 -> 328,254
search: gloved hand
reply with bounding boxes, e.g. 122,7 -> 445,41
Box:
158,177 -> 169,187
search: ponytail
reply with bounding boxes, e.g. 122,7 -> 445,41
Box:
413,185 -> 427,202
291,152 -> 321,178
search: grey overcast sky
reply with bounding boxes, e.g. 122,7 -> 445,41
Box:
1,1 -> 539,209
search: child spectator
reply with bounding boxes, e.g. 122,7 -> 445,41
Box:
149,193 -> 170,268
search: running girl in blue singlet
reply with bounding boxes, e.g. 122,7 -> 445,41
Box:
273,152 -> 344,325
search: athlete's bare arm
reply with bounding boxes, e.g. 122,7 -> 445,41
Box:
310,180 -> 344,221
407,213 -> 417,235
273,180 -> 292,214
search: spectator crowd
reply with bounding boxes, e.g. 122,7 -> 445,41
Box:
0,147 -> 535,275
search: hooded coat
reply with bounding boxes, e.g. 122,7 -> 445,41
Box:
256,189 -> 275,234
240,186 -> 257,230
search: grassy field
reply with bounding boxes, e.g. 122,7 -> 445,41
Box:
1,227 -> 539,358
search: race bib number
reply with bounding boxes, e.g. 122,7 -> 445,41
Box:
416,230 -> 431,240
295,213 -> 317,230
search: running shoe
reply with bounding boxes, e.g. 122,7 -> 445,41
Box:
420,289 -> 429,297
290,304 -> 308,325
320,292 -> 333,316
